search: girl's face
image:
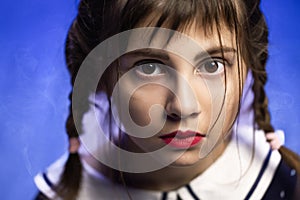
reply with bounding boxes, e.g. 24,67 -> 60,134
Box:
111,24 -> 246,167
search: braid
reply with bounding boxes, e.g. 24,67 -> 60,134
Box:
55,1 -> 103,199
54,0 -> 124,198
55,92 -> 83,200
244,0 -> 274,132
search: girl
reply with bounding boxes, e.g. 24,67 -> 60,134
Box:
34,0 -> 300,199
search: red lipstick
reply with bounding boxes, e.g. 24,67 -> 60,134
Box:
160,130 -> 204,148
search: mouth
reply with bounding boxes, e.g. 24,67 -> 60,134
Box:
159,130 -> 205,149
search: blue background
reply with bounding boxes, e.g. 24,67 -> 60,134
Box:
0,1 -> 299,199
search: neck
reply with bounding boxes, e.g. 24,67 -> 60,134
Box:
83,136 -> 230,191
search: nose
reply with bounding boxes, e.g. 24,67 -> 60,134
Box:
165,75 -> 200,120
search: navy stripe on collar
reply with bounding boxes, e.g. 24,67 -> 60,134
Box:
161,192 -> 168,200
186,184 -> 200,200
42,172 -> 54,188
244,148 -> 272,199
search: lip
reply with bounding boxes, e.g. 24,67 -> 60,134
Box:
159,130 -> 205,148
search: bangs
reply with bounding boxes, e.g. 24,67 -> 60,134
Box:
120,0 -> 243,36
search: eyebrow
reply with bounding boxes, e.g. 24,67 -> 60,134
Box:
126,46 -> 236,61
194,46 -> 236,60
126,49 -> 170,61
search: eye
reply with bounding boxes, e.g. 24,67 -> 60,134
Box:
195,59 -> 225,75
134,60 -> 165,76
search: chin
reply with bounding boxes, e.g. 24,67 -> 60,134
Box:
169,149 -> 202,167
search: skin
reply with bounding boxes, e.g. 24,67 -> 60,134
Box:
84,22 -> 247,191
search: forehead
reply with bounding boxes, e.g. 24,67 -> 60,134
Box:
123,0 -> 242,57
125,24 -> 236,63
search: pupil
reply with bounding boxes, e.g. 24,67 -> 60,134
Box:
205,61 -> 218,73
142,64 -> 156,74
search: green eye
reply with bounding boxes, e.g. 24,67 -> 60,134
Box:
204,61 -> 219,73
135,60 -> 165,76
196,59 -> 225,75
140,63 -> 160,74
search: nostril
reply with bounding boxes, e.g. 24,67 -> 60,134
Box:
167,113 -> 181,121
190,112 -> 200,118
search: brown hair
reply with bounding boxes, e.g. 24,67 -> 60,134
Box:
57,0 -> 273,199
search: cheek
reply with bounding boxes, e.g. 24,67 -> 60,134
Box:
199,72 -> 241,135
225,91 -> 239,125
222,73 -> 241,134
128,85 -> 167,126
194,75 -> 227,132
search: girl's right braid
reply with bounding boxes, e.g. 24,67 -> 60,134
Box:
54,0 -> 120,198
55,92 -> 83,200
55,1 -> 101,199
